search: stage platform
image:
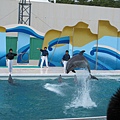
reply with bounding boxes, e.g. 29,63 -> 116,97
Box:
0,66 -> 120,80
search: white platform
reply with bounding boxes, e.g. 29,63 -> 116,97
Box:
0,66 -> 120,80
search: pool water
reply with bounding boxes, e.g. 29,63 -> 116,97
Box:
0,75 -> 120,120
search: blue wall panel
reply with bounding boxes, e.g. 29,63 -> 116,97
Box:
0,32 -> 6,66
17,32 -> 30,63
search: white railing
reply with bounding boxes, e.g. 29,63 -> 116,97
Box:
50,116 -> 106,120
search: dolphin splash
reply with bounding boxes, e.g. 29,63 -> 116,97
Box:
66,50 -> 98,80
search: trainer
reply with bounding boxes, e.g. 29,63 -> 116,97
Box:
37,47 -> 49,68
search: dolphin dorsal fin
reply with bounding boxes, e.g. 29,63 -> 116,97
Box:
79,50 -> 85,55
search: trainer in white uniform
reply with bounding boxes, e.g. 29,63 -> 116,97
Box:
6,48 -> 17,75
62,50 -> 70,73
37,47 -> 49,68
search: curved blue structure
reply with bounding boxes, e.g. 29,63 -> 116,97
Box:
48,36 -> 69,51
90,46 -> 120,60
6,26 -> 44,40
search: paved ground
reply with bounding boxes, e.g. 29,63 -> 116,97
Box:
0,66 -> 65,75
0,66 -> 120,77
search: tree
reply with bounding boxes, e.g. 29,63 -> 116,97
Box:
56,0 -> 120,8
57,0 -> 75,4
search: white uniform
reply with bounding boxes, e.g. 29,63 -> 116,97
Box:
40,48 -> 49,68
7,59 -> 13,74
62,53 -> 70,73
62,60 -> 68,72
40,56 -> 48,68
6,52 -> 17,74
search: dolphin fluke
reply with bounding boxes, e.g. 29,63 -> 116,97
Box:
66,70 -> 76,74
79,50 -> 85,55
58,75 -> 62,82
66,70 -> 69,74
72,70 -> 76,73
8,74 -> 13,84
90,74 -> 98,80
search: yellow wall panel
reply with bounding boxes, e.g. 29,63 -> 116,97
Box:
74,22 -> 88,28
69,36 -> 73,45
61,26 -> 73,37
43,29 -> 61,48
60,22 -> 89,37
73,28 -> 97,47
0,26 -> 6,32
98,20 -> 118,39
118,31 -> 120,37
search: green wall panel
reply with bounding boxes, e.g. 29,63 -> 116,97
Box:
6,37 -> 43,60
30,37 -> 43,60
6,37 -> 17,59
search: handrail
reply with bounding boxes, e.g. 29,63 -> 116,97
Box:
49,116 -> 106,120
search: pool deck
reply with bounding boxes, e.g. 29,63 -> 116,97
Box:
0,66 -> 120,79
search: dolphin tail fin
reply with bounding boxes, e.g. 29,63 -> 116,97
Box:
72,70 -> 76,73
58,75 -> 62,83
8,74 -> 13,84
79,50 -> 85,55
66,70 -> 69,74
90,74 -> 98,80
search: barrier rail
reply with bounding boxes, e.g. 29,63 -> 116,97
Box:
52,116 -> 106,120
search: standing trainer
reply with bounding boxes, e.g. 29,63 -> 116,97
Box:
62,50 -> 70,73
37,47 -> 49,68
6,48 -> 17,75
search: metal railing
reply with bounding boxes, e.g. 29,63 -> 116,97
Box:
49,116 -> 106,120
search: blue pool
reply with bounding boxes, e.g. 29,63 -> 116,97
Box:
0,75 -> 120,120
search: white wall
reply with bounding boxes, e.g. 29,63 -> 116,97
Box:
1,0 -> 120,35
0,0 -> 18,26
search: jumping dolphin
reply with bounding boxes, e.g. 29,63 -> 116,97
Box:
66,50 -> 98,80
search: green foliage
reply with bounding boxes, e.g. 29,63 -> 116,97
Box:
57,0 -> 75,4
56,0 -> 120,8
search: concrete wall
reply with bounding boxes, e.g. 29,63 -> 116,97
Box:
1,0 -> 120,35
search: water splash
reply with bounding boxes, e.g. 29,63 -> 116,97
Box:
65,70 -> 97,110
44,83 -> 68,96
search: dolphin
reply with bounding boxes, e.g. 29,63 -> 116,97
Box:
58,74 -> 62,83
8,74 -> 13,84
66,50 -> 98,80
